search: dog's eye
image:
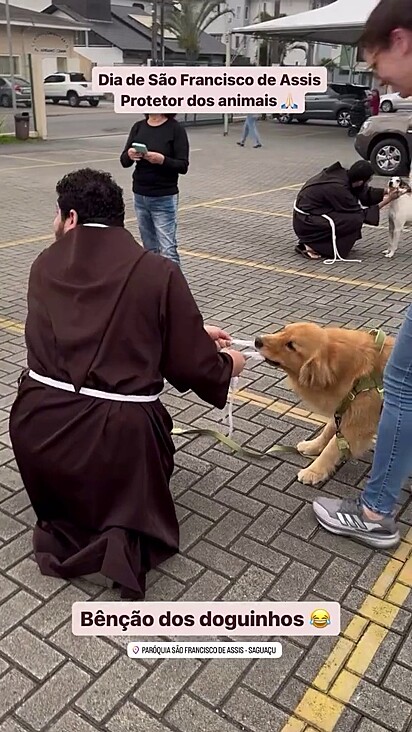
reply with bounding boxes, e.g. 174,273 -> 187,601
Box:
286,341 -> 295,351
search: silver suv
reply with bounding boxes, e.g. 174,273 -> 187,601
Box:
275,83 -> 370,128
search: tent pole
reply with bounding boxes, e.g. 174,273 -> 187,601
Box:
223,28 -> 231,136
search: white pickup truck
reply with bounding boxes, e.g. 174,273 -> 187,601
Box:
43,72 -> 105,107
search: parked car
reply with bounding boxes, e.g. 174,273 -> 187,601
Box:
0,76 -> 31,108
355,113 -> 412,175
43,72 -> 104,107
380,91 -> 412,113
275,83 -> 370,128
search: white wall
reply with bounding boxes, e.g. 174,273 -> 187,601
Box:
0,0 -> 49,9
200,0 -> 337,65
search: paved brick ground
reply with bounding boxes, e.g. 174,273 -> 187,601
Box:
0,120 -> 411,732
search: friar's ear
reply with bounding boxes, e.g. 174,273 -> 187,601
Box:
299,352 -> 335,390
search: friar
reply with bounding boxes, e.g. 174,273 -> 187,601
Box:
9,168 -> 246,599
293,161 -> 397,261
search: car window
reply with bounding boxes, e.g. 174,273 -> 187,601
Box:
44,75 -> 57,83
0,77 -> 6,87
69,73 -> 87,82
55,75 -> 66,83
14,77 -> 30,85
326,86 -> 340,98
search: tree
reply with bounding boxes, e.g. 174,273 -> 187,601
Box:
255,11 -> 306,66
164,0 -> 233,63
319,57 -> 338,69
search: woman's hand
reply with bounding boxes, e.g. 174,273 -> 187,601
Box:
222,348 -> 246,377
145,151 -> 165,165
204,325 -> 232,350
127,148 -> 143,161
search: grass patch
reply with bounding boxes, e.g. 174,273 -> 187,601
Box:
0,134 -> 38,144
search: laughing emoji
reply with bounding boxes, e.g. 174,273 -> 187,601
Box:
310,609 -> 331,629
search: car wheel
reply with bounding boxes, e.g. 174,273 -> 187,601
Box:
89,99 -> 99,107
0,94 -> 11,108
336,109 -> 351,127
380,100 -> 394,113
277,114 -> 293,124
370,138 -> 409,176
52,99 -> 60,105
67,92 -> 80,107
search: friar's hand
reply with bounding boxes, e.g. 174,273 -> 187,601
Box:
204,325 -> 232,350
222,348 -> 246,377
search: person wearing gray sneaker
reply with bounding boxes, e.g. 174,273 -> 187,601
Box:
313,0 -> 412,549
313,304 -> 412,549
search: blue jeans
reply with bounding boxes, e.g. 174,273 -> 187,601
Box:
241,116 -> 261,146
134,193 -> 180,267
362,304 -> 412,516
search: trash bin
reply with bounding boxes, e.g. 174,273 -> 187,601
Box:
14,112 -> 30,141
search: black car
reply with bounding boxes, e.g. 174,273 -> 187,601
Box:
275,83 -> 370,128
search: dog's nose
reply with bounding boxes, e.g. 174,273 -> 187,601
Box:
255,337 -> 263,349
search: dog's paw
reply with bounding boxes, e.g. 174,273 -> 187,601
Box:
297,440 -> 322,457
297,466 -> 329,486
383,249 -> 395,258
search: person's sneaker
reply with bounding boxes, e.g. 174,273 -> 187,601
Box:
237,141 -> 244,146
313,496 -> 400,549
254,144 -> 262,148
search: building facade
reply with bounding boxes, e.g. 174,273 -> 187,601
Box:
204,0 -> 342,68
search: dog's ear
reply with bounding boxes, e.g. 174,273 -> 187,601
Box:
299,352 -> 335,389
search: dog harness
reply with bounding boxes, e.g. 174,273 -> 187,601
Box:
334,329 -> 386,459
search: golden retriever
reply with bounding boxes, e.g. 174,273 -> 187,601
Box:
255,323 -> 394,486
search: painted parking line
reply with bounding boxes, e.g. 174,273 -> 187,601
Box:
180,248 -> 412,295
0,314 -> 326,428
0,148 -> 203,173
0,317 -> 25,335
1,156 -> 122,173
205,203 -> 390,232
280,531 -> 412,732
2,313 -> 411,732
0,183 -> 304,249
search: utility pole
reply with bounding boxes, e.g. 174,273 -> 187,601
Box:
151,0 -> 158,66
159,0 -> 166,64
272,0 -> 281,65
5,0 -> 17,112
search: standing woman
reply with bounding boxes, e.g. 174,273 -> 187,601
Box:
370,88 -> 381,116
120,113 -> 189,267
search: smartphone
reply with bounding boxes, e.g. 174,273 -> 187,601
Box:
132,143 -> 148,154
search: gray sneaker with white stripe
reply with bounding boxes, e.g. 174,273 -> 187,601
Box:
313,497 -> 400,549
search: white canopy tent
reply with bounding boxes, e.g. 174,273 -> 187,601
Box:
234,0 -> 380,45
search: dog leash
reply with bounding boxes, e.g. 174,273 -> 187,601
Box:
171,337 -> 300,458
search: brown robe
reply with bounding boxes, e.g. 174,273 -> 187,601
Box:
293,162 -> 385,258
9,225 -> 232,599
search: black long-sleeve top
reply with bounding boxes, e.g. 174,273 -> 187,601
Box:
120,117 -> 189,197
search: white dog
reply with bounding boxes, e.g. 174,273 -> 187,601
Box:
384,175 -> 412,258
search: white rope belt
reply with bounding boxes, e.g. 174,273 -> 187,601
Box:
293,200 -> 361,265
29,339 -> 264,435
28,370 -> 161,403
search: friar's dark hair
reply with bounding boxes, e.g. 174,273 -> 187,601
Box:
56,168 -> 125,227
361,0 -> 412,50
